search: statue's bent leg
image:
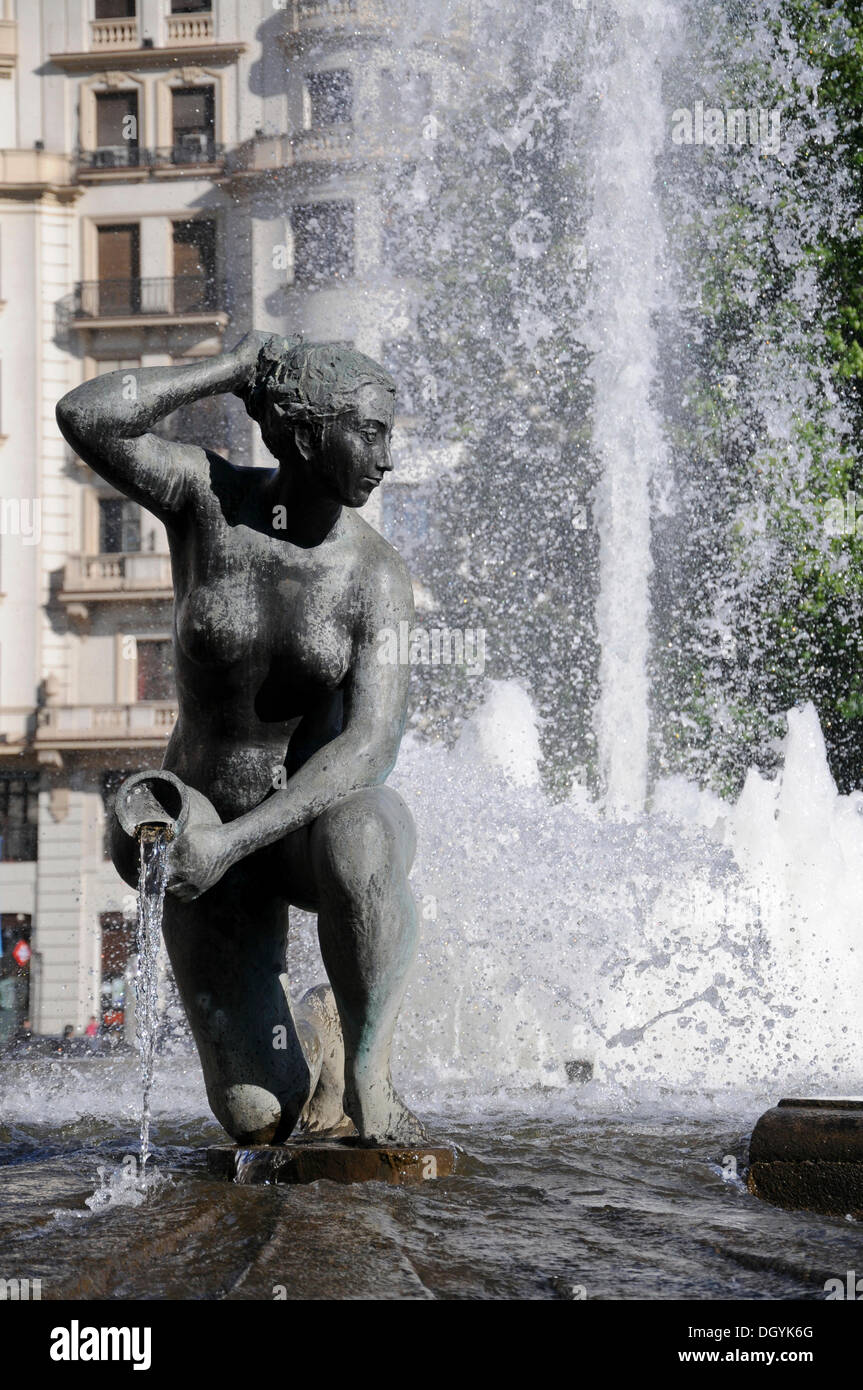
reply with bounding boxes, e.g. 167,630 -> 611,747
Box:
309,785 -> 427,1146
161,860 -> 315,1145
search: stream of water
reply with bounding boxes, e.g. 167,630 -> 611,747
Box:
134,835 -> 170,1179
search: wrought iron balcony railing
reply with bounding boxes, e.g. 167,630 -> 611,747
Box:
72,276 -> 222,320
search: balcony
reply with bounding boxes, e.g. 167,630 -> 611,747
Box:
0,709 -> 36,750
69,276 -> 227,329
90,17 -> 139,51
36,703 -> 177,751
223,128 -> 410,182
50,18 -> 243,71
60,554 -> 173,605
285,0 -> 390,38
0,149 -> 77,195
282,0 -> 469,48
292,125 -> 354,164
0,19 -> 17,76
76,142 -> 225,179
166,13 -> 214,45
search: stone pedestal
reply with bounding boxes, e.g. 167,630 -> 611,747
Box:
748,1097 -> 863,1216
207,1137 -> 457,1186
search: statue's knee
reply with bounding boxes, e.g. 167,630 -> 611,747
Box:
213,1082 -> 284,1145
312,790 -> 408,892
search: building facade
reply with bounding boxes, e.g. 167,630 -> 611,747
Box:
0,0 -> 469,1041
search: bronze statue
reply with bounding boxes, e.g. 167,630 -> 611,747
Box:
56,335 -> 427,1147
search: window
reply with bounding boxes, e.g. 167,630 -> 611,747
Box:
172,219 -> 216,311
94,91 -> 139,167
136,639 -> 174,701
100,912 -> 135,1032
99,497 -> 140,554
381,339 -> 421,413
171,0 -> 211,11
291,202 -> 354,284
305,71 -> 353,128
171,86 -> 215,162
0,775 -> 38,863
381,486 -> 432,562
101,770 -> 135,858
158,355 -> 226,447
96,223 -> 140,314
0,915 -> 32,1047
379,69 -> 433,130
95,0 -> 136,17
92,357 -> 141,378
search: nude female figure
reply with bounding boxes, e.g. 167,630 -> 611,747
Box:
56,334 -> 426,1147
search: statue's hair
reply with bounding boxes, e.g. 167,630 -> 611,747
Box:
243,337 -> 396,459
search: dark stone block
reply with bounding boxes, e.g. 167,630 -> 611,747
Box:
207,1137 -> 458,1186
748,1098 -> 863,1215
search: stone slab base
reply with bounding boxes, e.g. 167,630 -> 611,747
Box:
748,1098 -> 863,1215
207,1137 -> 457,1187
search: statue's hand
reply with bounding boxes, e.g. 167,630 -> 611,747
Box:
165,826 -> 236,903
229,331 -> 284,400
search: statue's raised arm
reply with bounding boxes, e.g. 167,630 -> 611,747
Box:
54,333 -> 274,523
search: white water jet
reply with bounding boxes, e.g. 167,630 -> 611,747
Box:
583,0 -> 679,813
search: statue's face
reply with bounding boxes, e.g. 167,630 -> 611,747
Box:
316,384 -> 395,508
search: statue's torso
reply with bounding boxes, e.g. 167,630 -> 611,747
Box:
163,457 -> 381,819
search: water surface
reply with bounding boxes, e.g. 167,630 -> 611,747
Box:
0,1057 -> 856,1301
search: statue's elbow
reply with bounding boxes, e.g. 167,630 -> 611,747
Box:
360,738 -> 399,786
55,394 -> 86,448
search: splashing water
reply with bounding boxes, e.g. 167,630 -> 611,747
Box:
134,832 -> 170,1173
389,684 -> 863,1108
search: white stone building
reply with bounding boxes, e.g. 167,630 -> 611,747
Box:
0,0 -> 469,1041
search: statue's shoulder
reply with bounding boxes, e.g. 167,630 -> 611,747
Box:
345,511 -> 413,606
348,510 -> 409,573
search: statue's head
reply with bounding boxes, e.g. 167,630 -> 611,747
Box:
244,338 -> 396,508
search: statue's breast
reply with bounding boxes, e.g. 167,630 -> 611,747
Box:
273,570 -> 352,683
175,568 -> 352,710
176,580 -> 258,670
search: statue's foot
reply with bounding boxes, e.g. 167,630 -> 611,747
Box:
295,983 -> 357,1139
345,1072 -> 429,1148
